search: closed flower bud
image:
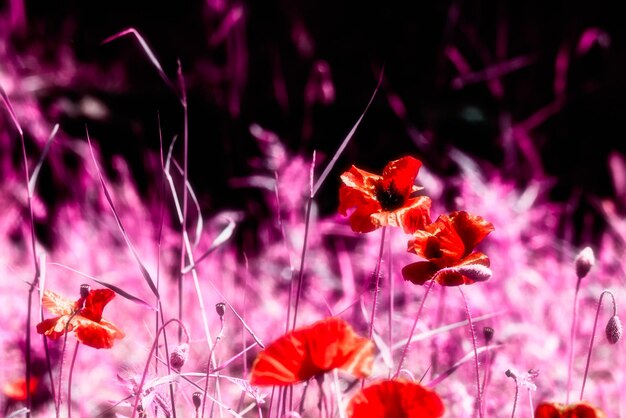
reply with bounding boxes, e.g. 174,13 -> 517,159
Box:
192,391 -> 202,410
170,343 -> 189,371
575,247 -> 595,279
483,326 -> 494,343
606,315 -> 623,344
216,302 -> 226,318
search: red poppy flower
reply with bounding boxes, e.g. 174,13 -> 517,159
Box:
402,211 -> 494,286
535,401 -> 606,418
249,317 -> 374,386
36,287 -> 124,349
347,380 -> 445,418
339,156 -> 432,233
2,377 -> 39,401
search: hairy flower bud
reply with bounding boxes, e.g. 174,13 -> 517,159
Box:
80,284 -> 90,299
170,343 -> 189,371
606,315 -> 623,344
192,391 -> 202,410
574,247 -> 595,279
483,326 -> 494,343
216,302 -> 226,318
455,265 -> 492,282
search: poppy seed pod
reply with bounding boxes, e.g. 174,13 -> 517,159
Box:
483,326 -> 494,343
170,343 -> 189,371
216,302 -> 226,318
80,283 -> 91,299
574,247 -> 595,279
606,315 -> 623,344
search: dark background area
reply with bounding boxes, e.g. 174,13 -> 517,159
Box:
2,0 -> 626,245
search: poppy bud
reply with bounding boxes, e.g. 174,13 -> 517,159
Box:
574,247 -> 595,279
192,391 -> 202,410
606,315 -> 623,344
483,326 -> 494,343
80,284 -> 90,299
170,343 -> 189,371
216,302 -> 226,318
455,265 -> 492,282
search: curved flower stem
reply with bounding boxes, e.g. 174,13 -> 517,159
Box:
131,319 -> 190,418
56,312 -> 78,417
367,226 -> 388,340
481,338 -> 491,417
291,196 -> 314,331
566,277 -> 582,404
580,290 -> 617,400
508,374 -> 519,418
459,287 -> 483,418
393,278 -> 436,379
67,341 -> 80,418
201,314 -> 225,418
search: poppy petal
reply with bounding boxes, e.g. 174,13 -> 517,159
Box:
81,289 -> 116,322
565,402 -> 606,418
338,166 -> 380,215
305,317 -> 374,378
250,317 -> 374,386
347,380 -> 444,418
535,403 -> 562,418
41,290 -> 75,316
402,261 -> 439,285
449,211 -> 494,255
408,216 -> 465,266
381,157 -> 422,198
36,315 -> 74,339
348,201 -> 383,233
2,377 -> 39,401
394,196 -> 432,234
72,317 -> 125,349
434,269 -> 468,286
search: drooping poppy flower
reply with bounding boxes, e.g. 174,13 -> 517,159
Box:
535,401 -> 606,418
402,211 -> 494,286
339,156 -> 432,233
249,317 -> 374,386
347,379 -> 445,418
36,285 -> 124,349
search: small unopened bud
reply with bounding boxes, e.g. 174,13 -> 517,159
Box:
483,326 -> 494,343
169,343 -> 189,371
606,315 -> 623,344
216,302 -> 226,318
80,284 -> 91,298
505,369 -> 516,379
455,265 -> 492,282
575,247 -> 595,279
192,391 -> 202,410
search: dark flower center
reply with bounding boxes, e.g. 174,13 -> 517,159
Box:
375,181 -> 405,211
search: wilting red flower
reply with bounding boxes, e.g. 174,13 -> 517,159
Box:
249,317 -> 374,386
402,211 -> 494,286
535,401 -> 606,418
339,156 -> 431,233
347,379 -> 444,418
36,286 -> 124,349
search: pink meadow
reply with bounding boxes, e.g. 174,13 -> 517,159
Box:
1,2 -> 624,417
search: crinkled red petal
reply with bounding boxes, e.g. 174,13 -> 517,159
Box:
338,166 -> 380,215
381,156 -> 422,198
81,289 -> 116,322
402,261 -> 439,285
72,316 -> 124,349
408,215 -> 465,266
394,196 -> 432,234
449,211 -> 494,256
250,317 -> 373,386
348,201 -> 383,233
347,380 -> 444,418
535,403 -> 563,418
41,290 -> 76,316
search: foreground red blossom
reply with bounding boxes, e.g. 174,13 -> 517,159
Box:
339,156 -> 431,233
2,377 -> 39,401
249,317 -> 374,386
36,286 -> 124,349
402,211 -> 494,286
535,401 -> 606,417
347,380 -> 445,418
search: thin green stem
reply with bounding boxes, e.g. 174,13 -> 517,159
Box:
459,287 -> 483,418
67,342 -> 80,418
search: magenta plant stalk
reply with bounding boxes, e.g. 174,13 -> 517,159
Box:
201,313 -> 225,418
131,319 -> 190,418
394,277 -> 436,378
67,341 -> 80,418
580,290 -> 617,400
459,287 -> 483,418
367,226 -> 388,340
566,276 -> 583,404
